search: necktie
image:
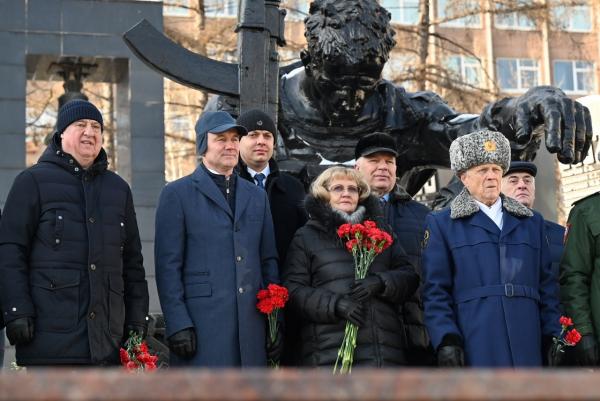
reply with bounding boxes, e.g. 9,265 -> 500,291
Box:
379,197 -> 387,206
254,173 -> 266,189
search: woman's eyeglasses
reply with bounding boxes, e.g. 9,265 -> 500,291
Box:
328,185 -> 360,195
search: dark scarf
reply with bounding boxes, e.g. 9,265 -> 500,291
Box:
201,162 -> 237,213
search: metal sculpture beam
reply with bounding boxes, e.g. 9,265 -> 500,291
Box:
123,19 -> 239,97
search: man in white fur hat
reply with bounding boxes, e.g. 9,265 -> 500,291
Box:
421,129 -> 561,367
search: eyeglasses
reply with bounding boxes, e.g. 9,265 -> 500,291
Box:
328,185 -> 360,195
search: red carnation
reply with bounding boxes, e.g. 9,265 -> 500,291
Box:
337,223 -> 352,238
559,316 -> 573,327
565,328 -> 582,346
256,284 -> 289,368
364,220 -> 377,229
121,333 -> 159,372
351,223 -> 366,237
119,348 -> 130,364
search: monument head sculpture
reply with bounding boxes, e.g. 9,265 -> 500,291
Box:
300,0 -> 396,121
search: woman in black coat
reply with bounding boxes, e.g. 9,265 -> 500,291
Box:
282,166 -> 419,367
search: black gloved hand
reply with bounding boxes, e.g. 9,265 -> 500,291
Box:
335,297 -> 366,327
576,334 -> 598,366
437,345 -> 465,367
350,275 -> 384,303
266,329 -> 284,364
168,327 -> 197,359
6,317 -> 34,346
124,324 -> 148,340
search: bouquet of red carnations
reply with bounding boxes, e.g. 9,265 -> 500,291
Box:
256,283 -> 289,368
120,332 -> 158,372
548,316 -> 581,365
334,220 -> 393,374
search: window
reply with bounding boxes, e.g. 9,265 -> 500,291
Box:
164,0 -> 192,17
494,0 -> 536,30
381,0 -> 419,25
446,55 -> 481,86
495,12 -> 535,29
382,53 -> 417,91
553,60 -> 594,93
497,58 -> 539,92
282,0 -> 309,21
438,0 -> 481,28
552,5 -> 592,32
205,0 -> 238,18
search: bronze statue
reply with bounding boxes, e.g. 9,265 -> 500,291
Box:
212,0 -> 592,194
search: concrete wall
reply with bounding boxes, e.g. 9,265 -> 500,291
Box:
0,0 -> 166,366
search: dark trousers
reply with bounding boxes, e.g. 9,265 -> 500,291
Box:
0,329 -> 4,369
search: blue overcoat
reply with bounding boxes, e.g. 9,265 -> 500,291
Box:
422,189 -> 560,367
155,165 -> 279,367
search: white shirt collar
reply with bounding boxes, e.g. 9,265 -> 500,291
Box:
247,164 -> 271,179
475,197 -> 503,230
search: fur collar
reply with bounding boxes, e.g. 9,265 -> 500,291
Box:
305,194 -> 386,236
450,187 -> 533,219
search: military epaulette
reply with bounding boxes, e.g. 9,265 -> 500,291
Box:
572,191 -> 600,206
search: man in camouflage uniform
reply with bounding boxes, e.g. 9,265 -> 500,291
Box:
560,193 -> 600,366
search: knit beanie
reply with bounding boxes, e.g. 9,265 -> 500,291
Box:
450,129 -> 511,174
56,100 -> 103,134
236,109 -> 277,138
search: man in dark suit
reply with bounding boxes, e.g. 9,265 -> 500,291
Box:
501,161 -> 564,281
155,111 -> 280,367
236,109 -> 306,365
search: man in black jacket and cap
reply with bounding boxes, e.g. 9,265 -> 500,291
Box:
355,132 -> 435,366
0,99 -> 149,366
236,109 -> 307,365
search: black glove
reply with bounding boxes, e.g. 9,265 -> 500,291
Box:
6,317 -> 34,346
266,329 -> 283,363
168,327 -> 197,359
335,297 -> 366,327
575,334 -> 598,366
124,324 -> 148,341
437,345 -> 465,367
350,275 -> 384,303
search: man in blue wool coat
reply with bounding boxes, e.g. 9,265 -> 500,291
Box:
155,111 -> 280,367
422,129 -> 561,367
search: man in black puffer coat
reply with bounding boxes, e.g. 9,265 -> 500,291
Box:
0,100 -> 149,366
355,132 -> 434,366
283,168 -> 419,367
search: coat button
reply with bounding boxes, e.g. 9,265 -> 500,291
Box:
74,167 -> 80,172
55,238 -> 61,244
90,264 -> 96,271
69,159 -> 74,164
88,217 -> 95,223
238,287 -> 244,294
236,256 -> 242,262
58,215 -> 63,220
88,312 -> 96,319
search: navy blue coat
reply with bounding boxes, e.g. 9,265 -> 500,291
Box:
155,164 -> 279,367
545,220 -> 565,282
422,190 -> 561,367
384,186 -> 434,365
0,136 -> 149,365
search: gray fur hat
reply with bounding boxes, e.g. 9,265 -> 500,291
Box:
450,129 -> 511,174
